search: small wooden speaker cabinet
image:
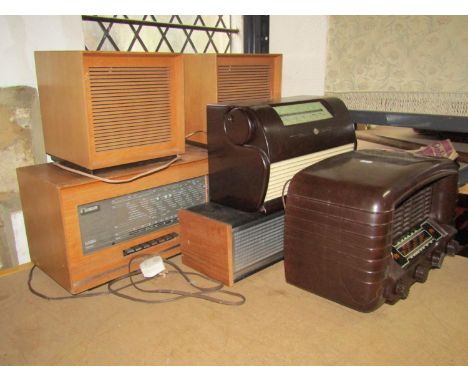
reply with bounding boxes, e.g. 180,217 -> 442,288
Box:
179,203 -> 284,286
183,54 -> 282,145
17,147 -> 208,294
35,51 -> 185,170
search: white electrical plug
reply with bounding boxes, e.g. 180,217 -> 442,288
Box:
139,255 -> 166,278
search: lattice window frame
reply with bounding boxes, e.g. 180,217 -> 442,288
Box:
82,15 -> 238,54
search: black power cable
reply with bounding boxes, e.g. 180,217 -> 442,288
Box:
28,265 -> 109,300
27,249 -> 246,306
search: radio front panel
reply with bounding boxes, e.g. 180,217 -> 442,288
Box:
78,177 -> 206,254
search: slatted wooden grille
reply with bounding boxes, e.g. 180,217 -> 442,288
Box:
392,185 -> 433,240
217,64 -> 273,102
89,66 -> 173,152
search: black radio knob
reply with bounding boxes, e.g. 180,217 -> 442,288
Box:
224,107 -> 256,145
395,281 -> 409,299
414,265 -> 429,283
431,251 -> 446,268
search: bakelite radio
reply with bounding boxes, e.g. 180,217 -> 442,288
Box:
207,96 -> 356,214
284,149 -> 459,312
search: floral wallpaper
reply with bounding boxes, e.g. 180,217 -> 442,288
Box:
325,16 -> 468,116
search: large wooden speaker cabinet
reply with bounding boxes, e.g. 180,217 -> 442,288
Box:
183,54 -> 282,145
17,147 -> 208,294
35,51 -> 185,170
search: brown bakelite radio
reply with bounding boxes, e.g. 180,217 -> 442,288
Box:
207,96 -> 356,214
284,149 -> 459,312
35,51 -> 185,170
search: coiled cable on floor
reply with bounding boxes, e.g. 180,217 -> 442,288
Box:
107,252 -> 245,305
28,250 -> 245,306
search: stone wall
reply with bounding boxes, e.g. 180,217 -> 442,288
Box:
0,86 -> 38,268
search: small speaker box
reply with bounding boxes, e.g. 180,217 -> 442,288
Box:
179,202 -> 284,285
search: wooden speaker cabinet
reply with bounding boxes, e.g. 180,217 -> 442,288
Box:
179,203 -> 284,286
17,147 -> 208,294
35,51 -> 185,170
183,54 -> 282,145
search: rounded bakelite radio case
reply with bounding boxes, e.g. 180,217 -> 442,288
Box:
284,149 -> 459,312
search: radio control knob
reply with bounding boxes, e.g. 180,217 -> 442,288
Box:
225,107 -> 256,145
446,240 -> 461,255
395,281 -> 409,299
431,251 -> 446,268
414,265 -> 429,283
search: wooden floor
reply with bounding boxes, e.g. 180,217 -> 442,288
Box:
1,253 -> 467,366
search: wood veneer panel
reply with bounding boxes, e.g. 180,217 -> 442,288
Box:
179,209 -> 233,286
35,51 -> 185,170
17,167 -> 72,291
17,147 -> 208,294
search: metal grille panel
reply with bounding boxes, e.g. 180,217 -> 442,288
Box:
233,214 -> 284,273
393,185 -> 433,240
89,66 -> 172,152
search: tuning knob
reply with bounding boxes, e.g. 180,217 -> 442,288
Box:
414,265 -> 429,283
446,240 -> 461,256
395,281 -> 409,299
431,251 -> 446,268
224,107 -> 256,145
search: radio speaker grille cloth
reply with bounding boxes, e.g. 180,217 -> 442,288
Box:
392,185 -> 433,240
232,214 -> 284,276
89,66 -> 173,152
217,64 -> 273,102
265,143 -> 355,202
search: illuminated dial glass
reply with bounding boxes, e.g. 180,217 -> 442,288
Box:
273,102 -> 333,126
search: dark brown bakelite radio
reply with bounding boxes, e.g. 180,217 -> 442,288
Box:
207,96 -> 356,214
284,149 -> 459,312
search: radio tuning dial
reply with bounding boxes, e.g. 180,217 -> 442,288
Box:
225,107 -> 256,145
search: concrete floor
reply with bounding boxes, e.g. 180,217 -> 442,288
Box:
1,254 -> 467,366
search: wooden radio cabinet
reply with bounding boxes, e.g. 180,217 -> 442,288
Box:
17,147 -> 208,294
